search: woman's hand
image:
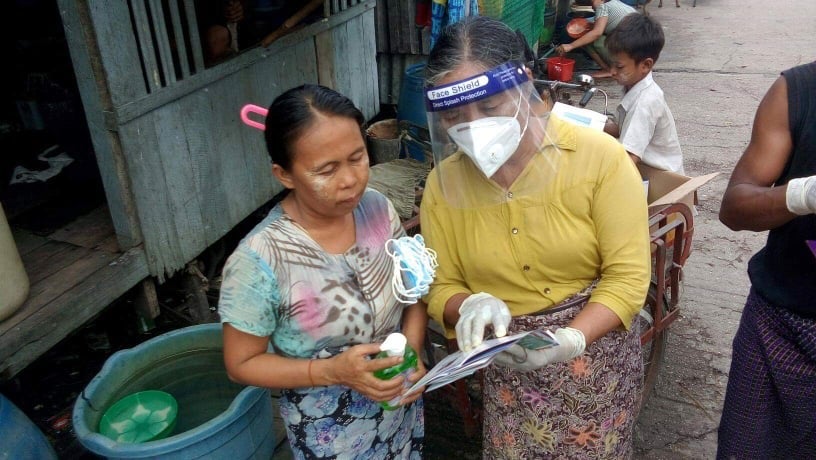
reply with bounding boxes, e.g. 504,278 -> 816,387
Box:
456,292 -> 512,352
327,343 -> 406,402
556,43 -> 574,56
494,327 -> 586,371
398,360 -> 427,406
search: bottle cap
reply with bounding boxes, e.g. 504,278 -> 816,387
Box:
380,333 -> 407,357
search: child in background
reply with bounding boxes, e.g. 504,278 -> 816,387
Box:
555,0 -> 637,78
604,14 -> 685,174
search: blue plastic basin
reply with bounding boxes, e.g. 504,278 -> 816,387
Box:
72,323 -> 274,459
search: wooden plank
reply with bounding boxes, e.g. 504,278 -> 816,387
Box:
403,0 -> 419,54
119,116 -> 183,278
0,248 -> 149,380
10,228 -> 47,256
0,244 -> 111,338
358,9 -> 380,119
59,1 -> 144,247
81,1 -> 148,105
21,241 -> 92,286
130,0 -> 162,91
315,29 -> 336,89
377,54 -> 392,105
47,206 -> 115,250
182,0 -> 205,73
176,88 -> 230,244
151,104 -> 207,260
96,234 -> 121,254
148,0 -> 177,85
167,0 -> 191,79
375,0 -> 389,53
134,278 -> 160,320
386,0 -> 402,54
317,10 -> 379,119
113,2 -> 376,125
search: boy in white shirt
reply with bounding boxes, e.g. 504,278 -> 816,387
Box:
603,14 -> 684,174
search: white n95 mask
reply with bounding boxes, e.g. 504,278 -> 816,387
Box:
447,116 -> 522,178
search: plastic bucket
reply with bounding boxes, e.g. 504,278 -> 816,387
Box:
1,393 -> 58,459
73,324 -> 275,460
0,202 -> 30,322
397,63 -> 428,161
547,57 -> 575,82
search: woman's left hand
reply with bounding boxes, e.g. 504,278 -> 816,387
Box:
494,327 -> 586,371
398,360 -> 427,406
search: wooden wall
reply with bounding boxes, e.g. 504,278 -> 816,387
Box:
375,0 -> 430,105
64,1 -> 379,279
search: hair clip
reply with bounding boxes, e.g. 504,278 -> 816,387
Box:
240,104 -> 268,130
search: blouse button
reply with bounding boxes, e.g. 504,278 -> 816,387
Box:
507,191 -> 514,199
511,228 -> 519,234
544,288 -> 552,294
523,265 -> 530,271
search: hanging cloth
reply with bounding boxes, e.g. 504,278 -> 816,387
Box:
430,0 -> 479,49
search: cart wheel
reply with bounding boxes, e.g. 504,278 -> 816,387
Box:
638,281 -> 669,411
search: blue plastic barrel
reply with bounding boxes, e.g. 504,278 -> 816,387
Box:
73,323 -> 275,460
0,393 -> 58,459
397,63 -> 429,161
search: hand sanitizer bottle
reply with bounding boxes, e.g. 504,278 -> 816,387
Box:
373,332 -> 418,410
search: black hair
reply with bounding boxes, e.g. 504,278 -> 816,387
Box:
425,16 -> 528,85
606,14 -> 665,64
263,84 -> 366,171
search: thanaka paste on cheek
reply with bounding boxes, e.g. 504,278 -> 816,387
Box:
305,172 -> 332,200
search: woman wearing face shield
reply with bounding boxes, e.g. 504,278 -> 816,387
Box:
420,16 -> 651,458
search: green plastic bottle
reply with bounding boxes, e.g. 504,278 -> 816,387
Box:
373,332 -> 418,411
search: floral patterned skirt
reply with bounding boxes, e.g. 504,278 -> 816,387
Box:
482,299 -> 642,459
280,385 -> 423,460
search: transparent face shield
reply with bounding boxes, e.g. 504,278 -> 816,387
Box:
425,62 -> 561,208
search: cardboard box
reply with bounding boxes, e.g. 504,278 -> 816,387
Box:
637,163 -> 719,254
637,163 -> 719,212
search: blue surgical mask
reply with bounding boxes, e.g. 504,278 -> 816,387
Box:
385,234 -> 438,304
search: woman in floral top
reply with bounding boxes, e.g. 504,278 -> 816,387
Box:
219,84 -> 426,459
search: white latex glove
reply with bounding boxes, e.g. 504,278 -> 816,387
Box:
786,175 -> 816,215
455,292 -> 512,352
493,327 -> 586,371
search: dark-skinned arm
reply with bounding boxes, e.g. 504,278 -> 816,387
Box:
719,76 -> 798,232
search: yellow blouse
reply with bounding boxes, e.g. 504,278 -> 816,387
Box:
421,115 -> 651,336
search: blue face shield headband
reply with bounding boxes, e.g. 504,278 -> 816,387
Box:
424,61 -> 530,112
385,234 -> 438,304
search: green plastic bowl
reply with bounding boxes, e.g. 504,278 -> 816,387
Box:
98,390 -> 178,444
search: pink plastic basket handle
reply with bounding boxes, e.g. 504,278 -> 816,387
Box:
240,104 -> 268,130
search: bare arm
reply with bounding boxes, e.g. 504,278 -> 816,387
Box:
442,292 -> 470,330
397,302 -> 429,403
557,16 -> 608,54
222,323 -> 405,402
719,76 -> 797,231
567,301 -> 622,345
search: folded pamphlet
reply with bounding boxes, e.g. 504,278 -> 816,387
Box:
403,329 -> 558,397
